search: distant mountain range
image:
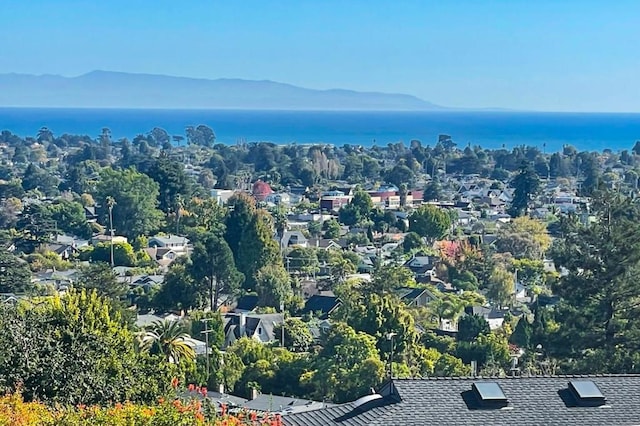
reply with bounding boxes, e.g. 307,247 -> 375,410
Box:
0,70 -> 447,111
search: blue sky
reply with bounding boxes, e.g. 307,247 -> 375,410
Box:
2,0 -> 639,112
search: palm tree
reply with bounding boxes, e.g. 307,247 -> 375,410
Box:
431,297 -> 464,329
137,320 -> 195,364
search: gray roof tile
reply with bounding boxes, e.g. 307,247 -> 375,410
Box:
283,376 -> 640,426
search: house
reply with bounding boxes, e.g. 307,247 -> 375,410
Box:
301,295 -> 341,320
91,234 -> 128,245
234,294 -> 259,313
183,337 -> 208,356
264,192 -> 292,206
320,190 -> 352,211
148,235 -> 190,253
55,234 -> 90,249
283,376 -> 640,426
403,254 -> 437,282
465,306 -> 506,330
281,230 -> 308,249
84,206 -> 98,222
124,274 -> 165,292
308,238 -> 343,251
223,313 -> 284,348
211,189 -> 236,205
135,312 -> 181,329
44,243 -> 77,260
144,246 -> 183,270
237,392 -> 329,416
393,287 -> 437,308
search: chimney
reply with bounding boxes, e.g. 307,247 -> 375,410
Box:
239,312 -> 247,336
251,388 -> 259,400
218,383 -> 225,394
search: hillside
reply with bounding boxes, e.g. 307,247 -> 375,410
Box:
0,71 -> 446,111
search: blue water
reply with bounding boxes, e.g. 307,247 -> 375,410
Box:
1,108 -> 640,152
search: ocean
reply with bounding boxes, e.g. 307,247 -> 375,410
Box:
1,108 -> 639,153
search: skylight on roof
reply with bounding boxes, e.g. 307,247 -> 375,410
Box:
569,381 -> 605,400
472,382 -> 507,402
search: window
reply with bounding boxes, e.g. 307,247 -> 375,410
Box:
465,382 -> 509,409
568,381 -> 607,407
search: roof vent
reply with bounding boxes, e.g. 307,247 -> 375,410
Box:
470,382 -> 509,409
568,381 -> 606,407
352,394 -> 383,409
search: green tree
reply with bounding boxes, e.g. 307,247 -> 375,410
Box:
225,193 -> 280,290
153,259 -> 202,312
187,310 -> 225,349
509,316 -> 533,348
323,219 -> 341,239
402,231 -> 424,253
549,191 -> 640,371
495,216 -> 551,260
255,264 -> 292,309
286,246 -> 319,276
94,168 -> 164,239
0,250 -> 32,294
47,200 -> 93,239
309,322 -> 385,403
487,266 -> 515,308
274,318 -> 314,352
408,204 -> 452,242
423,178 -> 442,201
77,262 -> 128,301
88,241 -> 138,266
457,314 -> 491,342
190,232 -> 244,310
144,153 -> 193,214
0,290 -> 175,405
138,319 -> 196,365
507,161 -> 540,217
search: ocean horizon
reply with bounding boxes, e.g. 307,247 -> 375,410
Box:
1,107 -> 640,153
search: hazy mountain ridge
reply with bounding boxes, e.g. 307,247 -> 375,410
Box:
0,70 -> 446,110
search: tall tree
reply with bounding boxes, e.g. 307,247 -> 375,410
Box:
77,262 -> 128,301
507,161 -> 540,217
255,264 -> 292,309
495,216 -> 552,260
408,204 -> 452,242
225,193 -> 280,290
144,153 -> 192,215
190,232 -> 244,310
94,168 -> 164,239
0,250 -> 32,294
549,191 -> 640,371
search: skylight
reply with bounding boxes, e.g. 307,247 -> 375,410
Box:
567,380 -> 607,406
569,381 -> 604,400
472,382 -> 507,402
464,382 -> 510,410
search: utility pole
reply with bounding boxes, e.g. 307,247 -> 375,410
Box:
280,301 -> 285,348
106,196 -> 116,268
386,332 -> 397,379
201,318 -> 215,382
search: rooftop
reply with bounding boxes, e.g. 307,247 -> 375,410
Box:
283,376 -> 640,426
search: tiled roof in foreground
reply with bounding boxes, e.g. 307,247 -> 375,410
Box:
283,375 -> 640,426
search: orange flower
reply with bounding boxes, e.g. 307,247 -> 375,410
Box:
171,377 -> 180,389
188,383 -> 196,392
